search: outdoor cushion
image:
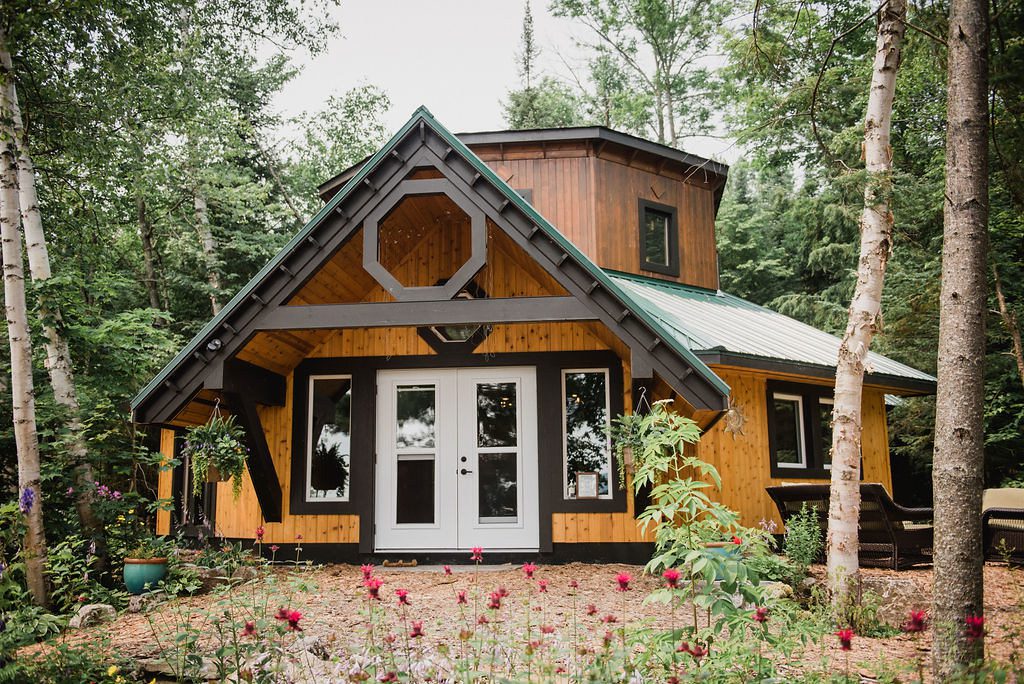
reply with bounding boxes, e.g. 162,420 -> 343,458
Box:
983,488 -> 1024,532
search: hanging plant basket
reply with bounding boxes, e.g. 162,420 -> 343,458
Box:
184,409 -> 248,499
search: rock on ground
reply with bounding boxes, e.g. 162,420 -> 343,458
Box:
69,603 -> 116,629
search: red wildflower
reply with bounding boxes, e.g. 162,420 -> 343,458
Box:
242,621 -> 257,637
459,628 -> 473,641
255,526 -> 264,542
541,624 -> 555,634
477,614 -> 489,625
378,672 -> 397,682
602,631 -> 614,647
677,641 -> 708,661
731,535 -> 742,545
487,591 -> 502,610
663,568 -> 681,589
443,565 -> 452,575
753,606 -> 769,624
835,628 -> 853,651
538,579 -> 548,593
285,610 -> 302,632
497,585 -> 509,597
568,579 -> 579,589
601,614 -> 618,624
395,588 -> 410,606
615,572 -> 632,591
296,534 -> 303,541
384,634 -> 397,645
470,547 -> 483,562
275,607 -> 290,621
522,562 -> 537,579
965,615 -> 985,641
364,577 -> 384,600
269,545 -> 280,553
456,590 -> 468,605
586,603 -> 598,616
360,564 -> 374,580
409,621 -> 424,638
902,610 -> 927,633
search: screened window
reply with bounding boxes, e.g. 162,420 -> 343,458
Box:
562,369 -> 612,499
770,393 -> 806,468
307,375 -> 353,502
638,199 -> 679,276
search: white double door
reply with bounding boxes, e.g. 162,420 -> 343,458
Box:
374,367 -> 539,551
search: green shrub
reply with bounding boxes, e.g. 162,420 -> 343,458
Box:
784,502 -> 823,578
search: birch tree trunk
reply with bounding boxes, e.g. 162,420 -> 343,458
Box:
827,0 -> 906,609
0,34 -> 106,566
932,0 -> 989,673
194,189 -> 222,315
0,28 -> 48,605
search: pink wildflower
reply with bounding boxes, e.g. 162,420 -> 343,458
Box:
242,621 -> 257,637
456,590 -> 468,605
585,603 -> 598,616
409,621 -> 424,638
522,562 -> 537,579
487,591 -> 502,610
902,610 -> 927,633
615,572 -> 632,591
965,615 -> 985,641
443,565 -> 452,575
395,588 -> 410,606
470,547 -> 483,562
753,606 -> 769,624
364,577 -> 384,600
663,568 -> 681,589
835,628 -> 853,651
537,579 -> 548,593
360,564 -> 374,580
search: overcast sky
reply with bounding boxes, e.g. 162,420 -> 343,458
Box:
270,1 -> 737,163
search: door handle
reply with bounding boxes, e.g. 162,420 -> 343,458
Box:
460,468 -> 473,475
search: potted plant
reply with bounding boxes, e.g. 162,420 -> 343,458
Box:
124,539 -> 169,595
183,412 -> 248,498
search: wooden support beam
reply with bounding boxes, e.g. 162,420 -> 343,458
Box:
223,359 -> 286,407
225,391 -> 283,523
257,296 -> 596,331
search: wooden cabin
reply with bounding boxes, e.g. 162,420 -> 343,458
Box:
134,108 -> 935,562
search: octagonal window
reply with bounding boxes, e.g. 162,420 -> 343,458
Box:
377,193 -> 473,289
417,281 -> 492,354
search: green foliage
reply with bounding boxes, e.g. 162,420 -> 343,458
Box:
46,536 -> 128,613
183,414 -> 248,498
784,503 -> 824,579
1,638 -> 129,684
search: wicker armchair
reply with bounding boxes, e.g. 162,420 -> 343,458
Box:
766,483 -> 933,570
983,488 -> 1024,562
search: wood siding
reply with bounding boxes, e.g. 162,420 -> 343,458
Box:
154,363 -> 892,544
696,367 -> 893,529
475,143 -> 720,289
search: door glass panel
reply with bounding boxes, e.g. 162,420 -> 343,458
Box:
477,382 -> 517,447
396,458 -> 435,524
478,452 -> 518,520
564,371 -> 611,497
308,377 -> 352,500
396,385 -> 436,449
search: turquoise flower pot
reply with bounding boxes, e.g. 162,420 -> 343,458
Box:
124,558 -> 168,594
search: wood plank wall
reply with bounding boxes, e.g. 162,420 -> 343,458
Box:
475,143 -> 720,290
154,360 -> 894,544
695,366 -> 893,529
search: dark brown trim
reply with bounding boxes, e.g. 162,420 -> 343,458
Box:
288,351 -> 626,555
226,391 -> 284,522
697,351 -> 936,396
637,199 -> 680,278
224,539 -> 654,565
765,380 -> 858,480
259,297 -> 594,331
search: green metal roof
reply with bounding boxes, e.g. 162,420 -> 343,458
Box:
132,107 -> 731,414
607,271 -> 936,393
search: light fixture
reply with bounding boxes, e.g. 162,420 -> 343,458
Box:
206,338 -> 223,352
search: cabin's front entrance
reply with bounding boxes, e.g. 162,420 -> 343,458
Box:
374,367 -> 539,552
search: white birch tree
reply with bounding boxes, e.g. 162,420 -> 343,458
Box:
827,0 -> 907,608
0,25 -> 47,606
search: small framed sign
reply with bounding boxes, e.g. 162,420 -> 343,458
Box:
575,472 -> 600,500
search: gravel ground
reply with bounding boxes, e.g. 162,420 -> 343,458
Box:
24,561 -> 1024,681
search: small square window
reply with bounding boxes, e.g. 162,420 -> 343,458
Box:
638,199 -> 679,276
771,393 -> 807,469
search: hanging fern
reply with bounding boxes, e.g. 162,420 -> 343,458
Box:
183,413 -> 248,499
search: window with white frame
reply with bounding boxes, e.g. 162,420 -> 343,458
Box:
770,393 -> 806,468
306,375 -> 352,502
562,369 -> 612,499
